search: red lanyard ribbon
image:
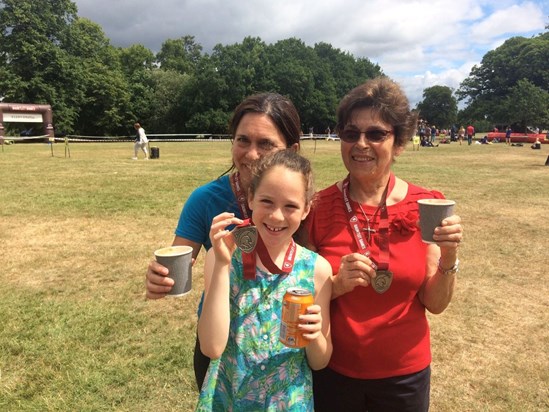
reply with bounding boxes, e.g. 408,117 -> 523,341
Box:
231,172 -> 251,219
341,173 -> 395,270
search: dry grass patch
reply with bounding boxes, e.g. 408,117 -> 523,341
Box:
1,141 -> 548,411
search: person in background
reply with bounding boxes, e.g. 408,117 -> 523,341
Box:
418,122 -> 426,144
145,92 -> 302,391
195,149 -> 332,410
466,124 -> 475,146
450,125 -> 457,141
133,122 -> 149,160
458,125 -> 465,145
531,138 -> 541,150
302,77 -> 463,411
505,126 -> 512,145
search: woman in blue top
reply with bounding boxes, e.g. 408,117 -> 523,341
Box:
145,92 -> 302,390
196,149 -> 332,411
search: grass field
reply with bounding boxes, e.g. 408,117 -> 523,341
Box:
1,140 -> 548,411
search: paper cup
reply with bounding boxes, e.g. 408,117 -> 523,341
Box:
154,245 -> 193,296
417,199 -> 455,244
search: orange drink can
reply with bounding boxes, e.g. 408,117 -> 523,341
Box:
280,287 -> 314,348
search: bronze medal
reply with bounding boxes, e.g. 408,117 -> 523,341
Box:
232,225 -> 257,253
373,270 -> 393,294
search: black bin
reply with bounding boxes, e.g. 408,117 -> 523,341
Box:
150,146 -> 160,159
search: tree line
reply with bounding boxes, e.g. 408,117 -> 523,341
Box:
415,27 -> 548,133
1,0 -> 547,137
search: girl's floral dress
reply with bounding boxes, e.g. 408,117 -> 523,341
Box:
196,245 -> 317,411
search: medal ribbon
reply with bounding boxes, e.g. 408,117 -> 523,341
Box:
231,172 -> 251,219
341,173 -> 395,270
377,199 -> 390,271
235,219 -> 297,280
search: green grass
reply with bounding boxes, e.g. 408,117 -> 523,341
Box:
1,140 -> 548,411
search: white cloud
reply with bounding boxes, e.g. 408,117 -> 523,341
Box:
392,60 -> 477,107
73,0 -> 548,106
471,2 -> 545,40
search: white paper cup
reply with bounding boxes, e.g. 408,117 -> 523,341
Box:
417,199 -> 455,244
154,245 -> 193,296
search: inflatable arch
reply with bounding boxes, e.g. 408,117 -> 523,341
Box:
0,103 -> 54,140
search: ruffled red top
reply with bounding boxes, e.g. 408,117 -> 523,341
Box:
306,180 -> 444,379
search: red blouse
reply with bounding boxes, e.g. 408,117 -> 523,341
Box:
307,181 -> 444,379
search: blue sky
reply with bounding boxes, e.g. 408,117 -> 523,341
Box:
73,0 -> 547,106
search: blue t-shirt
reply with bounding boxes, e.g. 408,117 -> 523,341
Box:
175,175 -> 242,251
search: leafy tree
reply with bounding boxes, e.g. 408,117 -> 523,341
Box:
0,0 -> 399,135
156,35 -> 202,75
314,42 -> 382,100
118,44 -> 155,78
174,55 -> 230,133
211,36 -> 273,110
311,42 -> 382,130
267,38 -> 315,129
117,45 -> 157,131
0,0 -> 135,135
354,58 -> 383,87
184,108 -> 231,134
504,79 -> 549,132
0,0 -> 78,131
64,17 -> 132,135
456,102 -> 488,131
145,69 -> 191,133
457,32 -> 549,127
416,85 -> 457,129
170,36 -> 382,134
314,42 -> 359,102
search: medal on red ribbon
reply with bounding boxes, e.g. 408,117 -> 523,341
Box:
232,219 -> 296,280
342,173 -> 395,294
232,221 -> 258,253
372,270 -> 393,293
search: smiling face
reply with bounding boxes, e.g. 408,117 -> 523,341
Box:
232,113 -> 288,188
248,165 -> 310,251
340,107 -> 403,181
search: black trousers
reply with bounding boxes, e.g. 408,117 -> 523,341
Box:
313,366 -> 431,412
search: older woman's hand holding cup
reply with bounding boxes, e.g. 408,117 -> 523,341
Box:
418,199 -> 462,271
417,199 -> 456,244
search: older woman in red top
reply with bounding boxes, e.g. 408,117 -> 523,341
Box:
304,77 -> 463,412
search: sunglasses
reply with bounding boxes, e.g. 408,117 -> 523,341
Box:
338,128 -> 393,143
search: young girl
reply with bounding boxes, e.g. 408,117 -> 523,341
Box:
196,150 -> 332,411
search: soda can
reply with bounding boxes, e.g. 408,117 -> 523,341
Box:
279,287 -> 314,348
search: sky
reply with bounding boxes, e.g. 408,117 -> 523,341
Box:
73,0 -> 547,107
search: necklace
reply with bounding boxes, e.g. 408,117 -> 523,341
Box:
357,203 -> 382,243
342,173 -> 396,294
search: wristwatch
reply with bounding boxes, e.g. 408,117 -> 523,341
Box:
438,258 -> 459,276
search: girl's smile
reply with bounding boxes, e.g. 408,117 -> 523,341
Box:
248,165 -> 310,255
